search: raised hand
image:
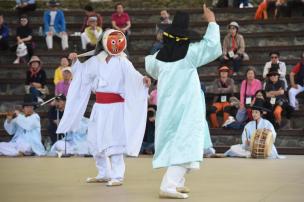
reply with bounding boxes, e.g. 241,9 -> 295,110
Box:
202,4 -> 215,22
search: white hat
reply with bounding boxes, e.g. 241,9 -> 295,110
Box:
61,67 -> 72,73
88,16 -> 98,21
228,21 -> 239,29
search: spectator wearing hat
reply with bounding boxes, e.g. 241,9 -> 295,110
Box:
263,51 -> 287,89
0,94 -> 45,156
80,16 -> 103,51
53,57 -> 69,85
13,15 -> 34,64
0,14 -> 9,51
81,4 -> 103,32
25,56 -> 48,103
43,0 -> 68,50
264,67 -> 293,128
47,94 -> 66,144
55,66 -> 72,96
111,3 -> 131,39
288,51 -> 304,110
209,66 -> 235,128
222,21 -> 249,75
224,98 -> 280,159
15,0 -> 36,16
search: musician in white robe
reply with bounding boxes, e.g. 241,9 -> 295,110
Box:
57,29 -> 150,186
224,98 -> 280,159
49,117 -> 90,156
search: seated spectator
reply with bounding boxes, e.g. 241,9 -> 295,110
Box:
240,67 -> 262,109
0,94 -> 45,156
15,0 -> 36,16
111,3 -> 131,39
149,81 -> 157,105
221,21 -> 249,75
47,95 -> 65,144
288,51 -> 304,110
224,98 -> 280,159
0,14 -> 9,51
263,51 -> 287,89
25,56 -> 48,103
141,105 -> 156,154
264,67 -> 293,128
81,4 -> 103,32
43,0 -> 68,50
13,15 -> 34,64
49,117 -> 90,157
81,16 -> 103,51
149,10 -> 172,54
209,66 -> 235,128
53,57 -> 69,85
55,67 -> 72,96
255,0 -> 277,20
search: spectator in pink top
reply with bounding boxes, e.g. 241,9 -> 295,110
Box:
111,3 -> 131,39
240,66 -> 262,108
55,66 -> 72,96
149,81 -> 157,105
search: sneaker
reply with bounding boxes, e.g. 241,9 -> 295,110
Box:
86,177 -> 109,183
106,179 -> 123,187
37,97 -> 44,104
13,58 -> 20,64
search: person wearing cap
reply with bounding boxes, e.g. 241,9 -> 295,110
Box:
25,56 -> 48,103
55,66 -> 72,96
81,16 -> 103,50
13,15 -> 34,64
264,67 -> 293,128
47,94 -> 66,145
58,29 -> 151,187
43,0 -> 68,50
53,57 -> 70,85
263,51 -> 287,89
145,5 -> 222,199
222,21 -> 248,75
0,14 -> 9,51
81,4 -> 103,32
288,51 -> 304,110
0,94 -> 45,156
15,0 -> 36,16
224,98 -> 280,159
209,65 -> 235,128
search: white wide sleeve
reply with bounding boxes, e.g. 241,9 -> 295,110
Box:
145,52 -> 159,80
4,119 -> 17,135
122,58 -> 149,156
187,22 -> 222,68
56,59 -> 94,134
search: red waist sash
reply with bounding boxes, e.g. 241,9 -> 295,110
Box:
95,92 -> 124,104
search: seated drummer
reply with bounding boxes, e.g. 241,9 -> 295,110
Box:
209,66 -> 235,128
224,98 -> 280,159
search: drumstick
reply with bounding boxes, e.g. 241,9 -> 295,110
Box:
76,50 -> 95,58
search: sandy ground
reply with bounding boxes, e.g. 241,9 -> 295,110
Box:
0,155 -> 303,202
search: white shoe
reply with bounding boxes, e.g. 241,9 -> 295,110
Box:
13,58 -> 20,64
159,190 -> 189,199
86,177 -> 109,183
106,179 -> 123,187
239,3 -> 244,8
37,97 -> 44,104
176,186 -> 191,193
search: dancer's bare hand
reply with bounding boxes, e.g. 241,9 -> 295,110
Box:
202,4 -> 215,22
68,52 -> 78,63
143,76 -> 151,88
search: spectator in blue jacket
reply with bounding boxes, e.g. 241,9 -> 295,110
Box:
43,0 -> 68,50
0,14 -> 9,51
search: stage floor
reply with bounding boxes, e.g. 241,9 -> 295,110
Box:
0,156 -> 303,202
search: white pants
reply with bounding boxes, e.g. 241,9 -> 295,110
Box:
288,84 -> 304,109
0,141 -> 32,156
160,166 -> 188,193
46,27 -> 68,50
94,154 -> 125,181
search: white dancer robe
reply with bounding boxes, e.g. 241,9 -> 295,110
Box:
0,113 -> 46,156
224,118 -> 280,159
57,51 -> 148,157
49,117 -> 90,156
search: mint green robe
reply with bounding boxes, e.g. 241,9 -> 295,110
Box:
145,22 -> 222,169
